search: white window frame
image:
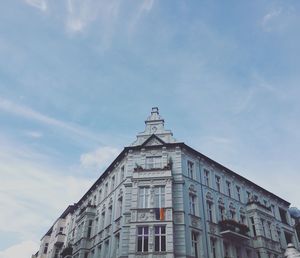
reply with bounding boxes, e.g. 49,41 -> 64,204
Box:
154,186 -> 165,208
189,194 -> 196,215
187,161 -> 194,179
138,187 -> 150,208
154,225 -> 166,252
145,156 -> 162,169
137,226 -> 149,252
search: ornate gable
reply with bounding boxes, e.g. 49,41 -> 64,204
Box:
141,134 -> 165,147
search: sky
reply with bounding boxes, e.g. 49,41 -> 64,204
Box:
0,0 -> 300,257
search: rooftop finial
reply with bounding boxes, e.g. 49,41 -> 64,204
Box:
146,107 -> 162,122
131,107 -> 176,146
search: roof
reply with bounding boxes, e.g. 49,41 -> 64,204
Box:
75,139 -> 290,207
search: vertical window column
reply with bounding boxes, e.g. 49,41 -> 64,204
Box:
137,226 -> 149,252
154,225 -> 166,252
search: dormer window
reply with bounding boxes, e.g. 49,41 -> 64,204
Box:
145,156 -> 162,169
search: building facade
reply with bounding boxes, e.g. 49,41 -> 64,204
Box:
33,108 -> 299,258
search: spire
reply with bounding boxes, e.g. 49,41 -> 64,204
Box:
131,107 -> 176,146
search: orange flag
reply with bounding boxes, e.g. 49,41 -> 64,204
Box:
160,208 -> 165,220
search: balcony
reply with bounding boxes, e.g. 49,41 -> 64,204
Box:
132,164 -> 172,179
253,236 -> 281,253
76,204 -> 96,221
246,201 -> 273,216
54,232 -> 66,246
218,219 -> 250,241
61,246 -> 73,257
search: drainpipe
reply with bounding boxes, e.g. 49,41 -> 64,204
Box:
199,161 -> 210,258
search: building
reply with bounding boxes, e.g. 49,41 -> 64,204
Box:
33,107 -> 300,258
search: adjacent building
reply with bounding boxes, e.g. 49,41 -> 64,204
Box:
33,107 -> 299,258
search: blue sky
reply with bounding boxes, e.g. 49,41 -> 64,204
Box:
1,0 -> 300,257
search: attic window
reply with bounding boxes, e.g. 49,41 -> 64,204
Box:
145,156 -> 162,169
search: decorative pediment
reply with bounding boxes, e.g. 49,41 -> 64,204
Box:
141,134 -> 166,147
218,197 -> 225,206
206,192 -> 214,202
229,202 -> 236,211
189,184 -> 197,194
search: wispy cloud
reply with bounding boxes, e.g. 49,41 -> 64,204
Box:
80,146 -> 120,170
261,8 -> 282,31
25,131 -> 43,139
0,240 -> 39,258
65,0 -> 121,33
0,97 -> 103,144
0,139 -> 93,242
24,0 -> 47,12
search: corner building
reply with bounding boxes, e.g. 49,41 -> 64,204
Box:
34,108 -> 300,258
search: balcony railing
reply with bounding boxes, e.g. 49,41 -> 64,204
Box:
218,219 -> 250,240
247,200 -> 272,212
133,163 -> 171,172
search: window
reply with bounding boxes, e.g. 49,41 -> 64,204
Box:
87,220 -> 93,238
99,189 -> 102,203
101,212 -> 105,229
226,181 -> 231,197
246,191 -> 251,202
271,204 -> 275,217
229,210 -> 235,220
257,251 -> 261,258
108,206 -> 112,225
189,194 -> 196,215
236,246 -> 241,258
121,166 -> 125,180
267,222 -> 272,239
219,206 -> 225,221
43,243 -> 48,254
187,161 -> 194,179
277,230 -> 282,245
250,217 -> 257,237
146,156 -> 162,169
154,186 -> 165,208
284,231 -> 293,245
204,169 -> 210,186
207,201 -> 213,222
137,226 -> 149,252
236,186 -> 241,202
138,187 -> 150,208
240,214 -> 246,224
154,225 -> 166,252
223,242 -> 229,258
279,208 -> 288,224
246,249 -> 252,258
54,248 -> 60,258
210,238 -> 217,258
104,240 -> 109,255
97,245 -> 102,257
215,176 -> 221,192
263,199 -> 268,206
116,197 -> 123,218
115,233 -> 120,254
59,227 -> 63,233
191,232 -> 199,258
261,219 -> 266,237
111,176 -> 115,191
105,182 -> 108,197
93,195 -> 97,205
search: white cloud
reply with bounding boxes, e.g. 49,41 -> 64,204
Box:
24,0 -> 47,12
25,131 -> 43,139
0,139 -> 93,242
66,0 -> 121,33
80,146 -> 120,170
0,240 -> 39,258
0,97 -> 103,144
